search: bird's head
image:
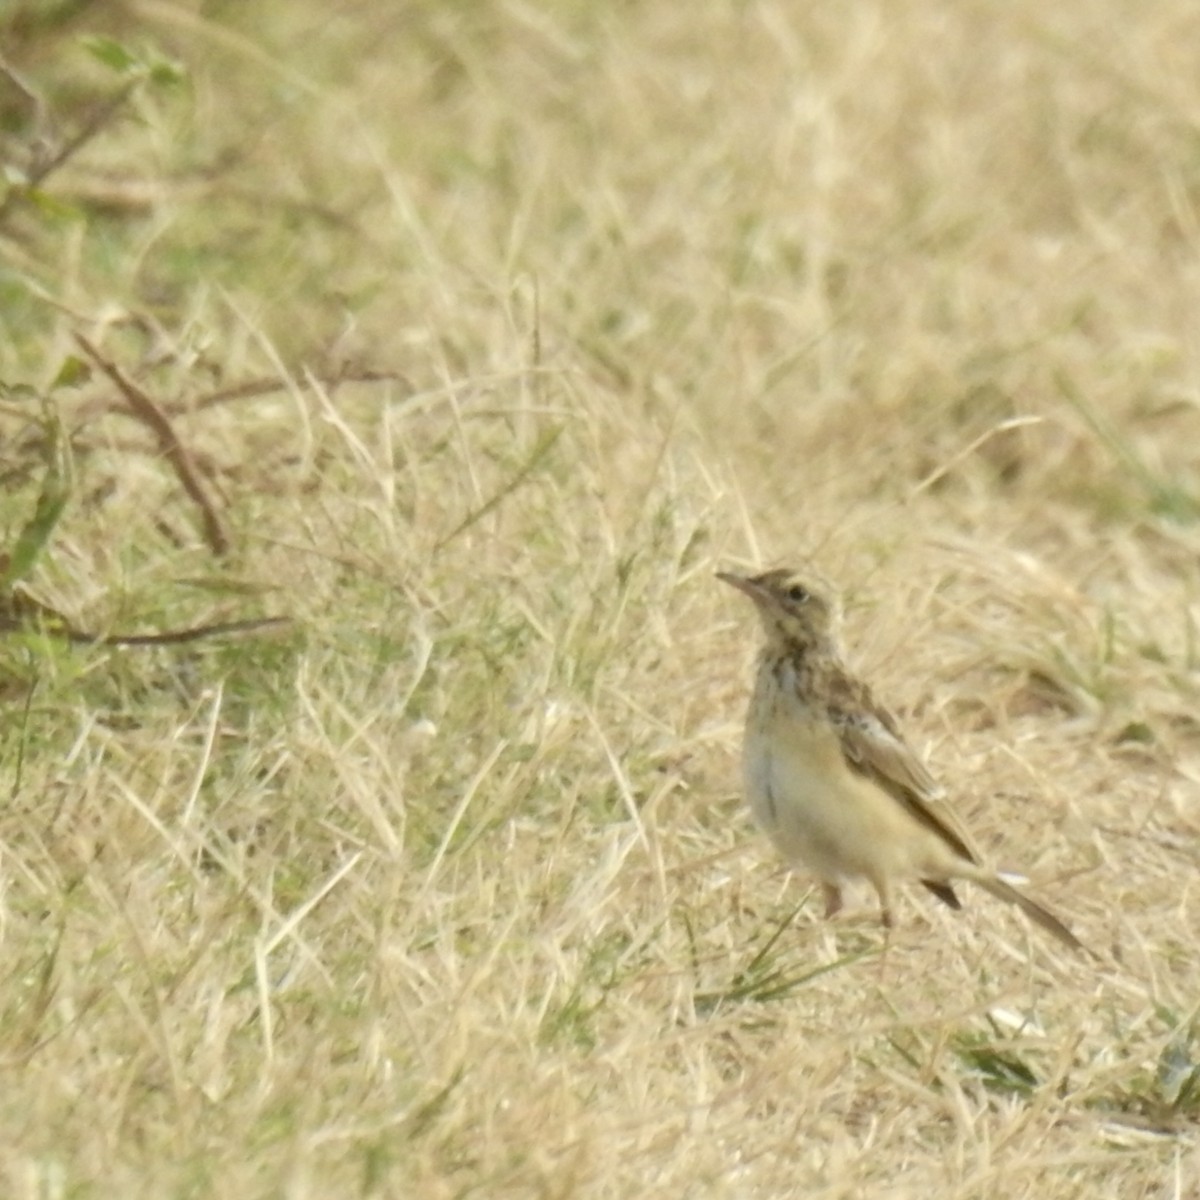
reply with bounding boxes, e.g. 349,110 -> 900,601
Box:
716,567 -> 838,651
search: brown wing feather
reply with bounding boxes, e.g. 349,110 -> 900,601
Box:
825,669 -> 980,866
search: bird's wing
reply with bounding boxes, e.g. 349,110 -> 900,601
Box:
826,671 -> 981,866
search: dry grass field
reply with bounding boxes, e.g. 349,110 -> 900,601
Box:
3,0 -> 1200,1195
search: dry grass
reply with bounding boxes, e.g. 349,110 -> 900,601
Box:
3,0 -> 1200,1195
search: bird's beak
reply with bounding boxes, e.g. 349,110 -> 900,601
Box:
716,571 -> 766,605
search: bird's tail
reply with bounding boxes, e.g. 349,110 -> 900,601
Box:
975,874 -> 1088,954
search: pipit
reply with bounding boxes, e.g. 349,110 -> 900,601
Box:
717,567 -> 1085,951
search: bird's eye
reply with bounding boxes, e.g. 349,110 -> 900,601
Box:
785,583 -> 809,604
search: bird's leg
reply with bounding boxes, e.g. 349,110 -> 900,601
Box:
821,882 -> 843,920
874,879 -> 895,976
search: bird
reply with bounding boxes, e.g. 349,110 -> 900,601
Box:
716,566 -> 1086,952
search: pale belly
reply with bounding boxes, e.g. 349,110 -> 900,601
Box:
742,709 -> 946,886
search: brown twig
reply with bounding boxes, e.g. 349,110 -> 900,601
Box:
0,589 -> 290,647
68,615 -> 292,646
191,366 -> 408,412
73,366 -> 410,423
72,333 -> 231,556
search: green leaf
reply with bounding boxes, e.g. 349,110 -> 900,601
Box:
1,407 -> 72,589
148,57 -> 186,87
80,36 -> 141,75
50,355 -> 91,390
78,36 -> 186,87
956,1043 -> 1040,1096
23,187 -> 85,223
